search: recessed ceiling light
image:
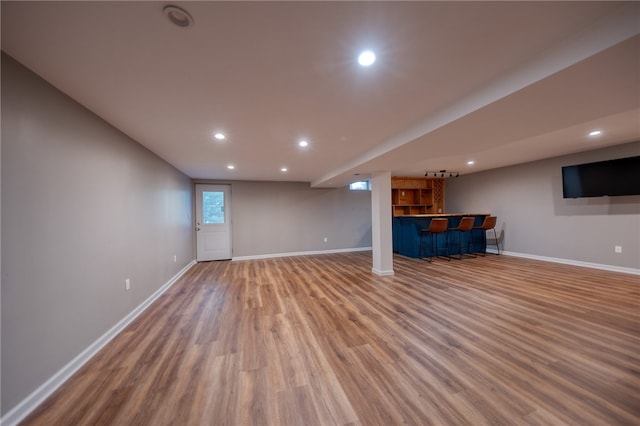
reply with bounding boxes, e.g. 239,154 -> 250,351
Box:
466,160 -> 475,165
227,164 -> 235,170
358,50 -> 376,66
298,140 -> 309,148
214,132 -> 226,140
163,5 -> 194,28
589,130 -> 602,137
281,167 -> 288,172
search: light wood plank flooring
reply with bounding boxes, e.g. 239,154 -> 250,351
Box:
22,253 -> 640,425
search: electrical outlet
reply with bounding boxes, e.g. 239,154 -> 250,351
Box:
125,278 -> 131,291
614,245 -> 622,254
173,255 -> 177,262
324,237 -> 328,243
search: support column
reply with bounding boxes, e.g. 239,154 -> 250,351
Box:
370,171 -> 394,276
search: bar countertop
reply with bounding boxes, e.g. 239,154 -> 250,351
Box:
394,213 -> 490,218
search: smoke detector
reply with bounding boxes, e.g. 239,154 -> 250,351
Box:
163,5 -> 193,28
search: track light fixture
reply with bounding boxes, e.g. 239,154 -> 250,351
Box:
424,170 -> 460,178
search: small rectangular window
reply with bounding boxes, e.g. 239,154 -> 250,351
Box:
349,180 -> 371,191
202,191 -> 225,224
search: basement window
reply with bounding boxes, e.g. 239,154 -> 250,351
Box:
349,180 -> 371,191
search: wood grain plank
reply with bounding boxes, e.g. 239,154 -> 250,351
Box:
20,253 -> 640,425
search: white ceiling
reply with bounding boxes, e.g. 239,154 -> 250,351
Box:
2,1 -> 639,187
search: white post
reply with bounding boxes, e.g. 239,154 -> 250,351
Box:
370,172 -> 394,276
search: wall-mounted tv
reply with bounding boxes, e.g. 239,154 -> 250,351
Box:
562,155 -> 640,198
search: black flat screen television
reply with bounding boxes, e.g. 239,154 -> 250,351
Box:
562,155 -> 640,198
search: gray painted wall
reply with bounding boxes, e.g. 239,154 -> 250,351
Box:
446,141 -> 640,269
194,180 -> 373,258
1,54 -> 194,414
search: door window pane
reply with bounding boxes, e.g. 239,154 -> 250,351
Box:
203,191 -> 224,224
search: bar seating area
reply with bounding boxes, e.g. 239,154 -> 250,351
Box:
393,214 -> 493,259
391,176 -> 498,261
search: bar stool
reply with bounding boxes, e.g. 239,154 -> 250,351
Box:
448,216 -> 476,259
473,215 -> 500,255
419,218 -> 449,262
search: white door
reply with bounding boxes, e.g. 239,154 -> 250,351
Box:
195,184 -> 232,261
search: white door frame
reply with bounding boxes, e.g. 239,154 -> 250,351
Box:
195,184 -> 232,261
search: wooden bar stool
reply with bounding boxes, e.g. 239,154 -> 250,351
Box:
448,216 -> 476,259
473,215 -> 500,255
419,218 -> 450,262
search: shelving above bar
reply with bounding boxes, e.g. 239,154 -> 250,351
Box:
391,176 -> 445,216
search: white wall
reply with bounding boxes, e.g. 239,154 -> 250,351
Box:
446,141 -> 640,270
1,54 -> 194,415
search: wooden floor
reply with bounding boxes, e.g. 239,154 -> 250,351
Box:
22,253 -> 640,425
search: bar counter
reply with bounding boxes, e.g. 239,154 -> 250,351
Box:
392,213 -> 490,258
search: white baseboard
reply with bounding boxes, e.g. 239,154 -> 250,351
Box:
234,247 -> 638,276
1,260 -> 197,426
232,246 -> 372,261
372,268 -> 395,276
497,250 -> 640,275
